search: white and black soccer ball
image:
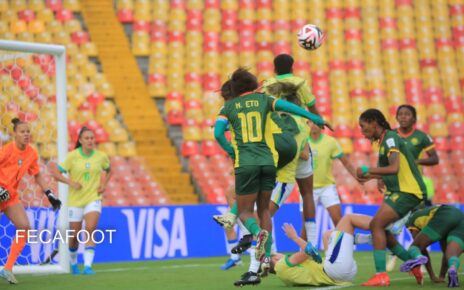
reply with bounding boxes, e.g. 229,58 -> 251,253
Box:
297,24 -> 325,50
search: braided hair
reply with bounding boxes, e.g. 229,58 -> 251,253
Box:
359,109 -> 392,131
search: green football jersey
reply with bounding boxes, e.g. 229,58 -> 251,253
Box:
377,130 -> 426,199
219,93 -> 278,168
406,205 -> 441,231
395,129 -> 435,160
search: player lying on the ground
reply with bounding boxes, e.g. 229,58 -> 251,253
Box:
270,214 -> 370,287
399,205 -> 464,288
214,68 -> 327,287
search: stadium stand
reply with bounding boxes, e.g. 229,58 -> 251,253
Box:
0,0 -> 195,205
2,0 -> 462,206
115,0 -> 463,205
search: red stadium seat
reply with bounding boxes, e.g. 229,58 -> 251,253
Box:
201,140 -> 222,156
181,140 -> 200,157
450,136 -> 464,150
449,122 -> 464,136
353,138 -> 372,153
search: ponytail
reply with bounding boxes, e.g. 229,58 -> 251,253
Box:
75,127 -> 92,149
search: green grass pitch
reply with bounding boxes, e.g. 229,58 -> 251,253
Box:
8,252 -> 460,290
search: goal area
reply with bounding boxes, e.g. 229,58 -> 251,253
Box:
0,40 -> 69,274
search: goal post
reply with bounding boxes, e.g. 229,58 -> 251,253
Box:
0,40 -> 69,274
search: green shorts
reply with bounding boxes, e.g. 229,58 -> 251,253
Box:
235,165 -> 276,195
447,219 -> 464,250
274,132 -> 297,169
422,205 -> 463,242
384,192 -> 421,218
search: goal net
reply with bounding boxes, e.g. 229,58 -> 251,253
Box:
0,40 -> 69,274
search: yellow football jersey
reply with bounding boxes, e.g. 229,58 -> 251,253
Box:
59,148 -> 110,207
277,115 -> 310,183
263,74 -> 316,108
309,134 -> 344,188
275,255 -> 351,287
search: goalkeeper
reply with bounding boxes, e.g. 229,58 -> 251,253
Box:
51,127 -> 112,275
0,118 -> 61,284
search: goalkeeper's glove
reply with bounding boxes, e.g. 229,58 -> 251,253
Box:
0,186 -> 10,202
44,189 -> 61,211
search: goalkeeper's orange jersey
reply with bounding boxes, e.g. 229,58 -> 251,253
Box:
0,142 -> 40,196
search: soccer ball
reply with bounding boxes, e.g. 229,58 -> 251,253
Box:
297,24 -> 325,50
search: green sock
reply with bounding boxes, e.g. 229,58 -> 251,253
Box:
244,218 -> 261,236
449,256 -> 460,270
265,233 -> 272,256
230,202 -> 238,215
391,244 -> 411,261
408,246 -> 422,259
374,250 -> 387,273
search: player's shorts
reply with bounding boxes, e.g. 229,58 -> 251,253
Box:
323,231 -> 357,282
298,184 -> 340,212
274,132 -> 298,169
235,165 -> 276,195
0,193 -> 20,212
295,152 -> 313,179
421,205 -> 462,242
384,191 -> 421,218
68,200 -> 102,222
447,219 -> 464,250
270,182 -> 296,208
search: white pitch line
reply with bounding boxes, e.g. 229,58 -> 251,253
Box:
98,266 -> 148,273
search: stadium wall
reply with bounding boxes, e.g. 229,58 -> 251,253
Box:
2,204 -> 459,264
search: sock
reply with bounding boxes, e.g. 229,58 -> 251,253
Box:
248,241 -> 260,273
391,244 -> 410,261
244,218 -> 261,236
373,249 -> 387,273
449,256 -> 460,271
227,239 -> 240,260
84,247 -> 95,268
408,246 -> 422,259
5,233 -> 28,271
237,220 -> 250,235
304,218 -> 317,246
265,232 -> 273,256
230,202 -> 238,216
271,239 -> 277,254
69,247 -> 78,265
354,233 -> 372,245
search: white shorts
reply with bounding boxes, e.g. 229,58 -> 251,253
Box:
270,182 -> 296,207
298,184 -> 340,212
68,200 -> 102,222
295,154 -> 313,179
323,231 -> 357,282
